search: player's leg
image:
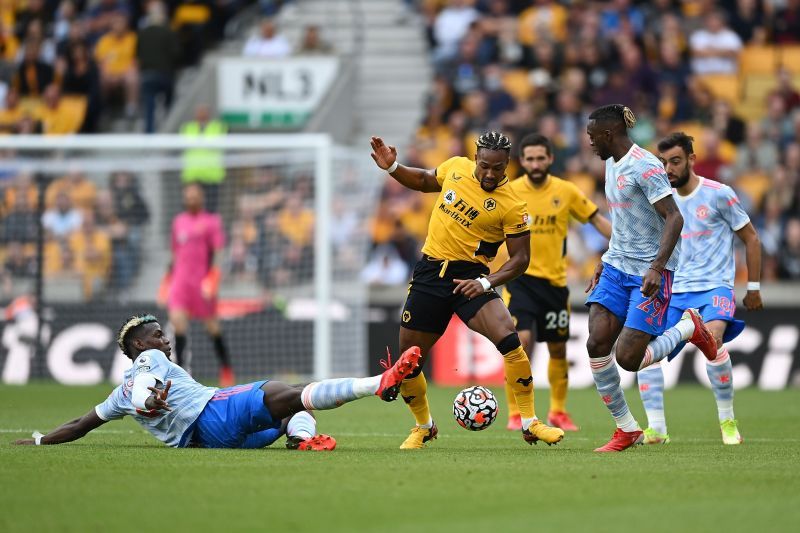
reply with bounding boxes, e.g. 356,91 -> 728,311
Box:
464,298 -> 564,445
504,327 -> 531,430
546,341 -> 578,431
705,319 -> 742,444
395,282 -> 450,449
637,301 -> 684,444
203,317 -> 234,387
168,307 -> 190,367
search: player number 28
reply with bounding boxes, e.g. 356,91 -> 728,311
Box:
545,310 -> 569,330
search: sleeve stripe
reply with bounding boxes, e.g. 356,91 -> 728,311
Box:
732,218 -> 750,232
505,230 -> 531,238
648,190 -> 672,204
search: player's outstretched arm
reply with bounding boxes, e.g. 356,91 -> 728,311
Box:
641,195 -> 683,297
736,222 -> 763,310
14,408 -> 107,445
589,212 -> 612,240
369,136 -> 441,193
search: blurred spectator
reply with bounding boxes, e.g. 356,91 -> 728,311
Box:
689,10 -> 742,75
17,19 -> 56,65
729,0 -> 765,44
14,0 -> 50,41
777,218 -> 800,279
770,69 -> 800,115
69,211 -> 112,298
57,41 -> 102,133
85,0 -> 130,45
54,1 -> 79,43
298,25 -> 333,55
38,83 -> 86,135
2,242 -> 36,283
45,170 -> 97,212
772,0 -> 800,43
518,0 -> 567,46
95,189 -> 134,291
432,0 -> 479,65
94,12 -> 138,117
2,191 -> 38,244
761,93 -> 795,148
710,99 -> 745,145
735,122 -> 779,173
42,191 -> 82,240
137,1 -> 180,133
0,89 -> 23,131
13,40 -> 53,97
360,244 -> 409,286
180,104 -> 227,212
242,18 -> 291,58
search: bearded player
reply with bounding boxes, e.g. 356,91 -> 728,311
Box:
15,314 -> 421,449
637,132 -> 762,446
369,132 -> 564,449
503,133 -> 611,432
584,105 -> 717,452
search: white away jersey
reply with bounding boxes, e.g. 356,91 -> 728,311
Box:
601,144 -> 680,275
672,177 -> 750,293
95,349 -> 216,447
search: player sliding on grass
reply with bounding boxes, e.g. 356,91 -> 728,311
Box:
370,132 -> 564,449
14,314 -> 421,449
637,132 -> 763,446
584,105 -> 717,452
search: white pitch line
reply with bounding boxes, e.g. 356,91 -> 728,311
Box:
0,428 -> 141,434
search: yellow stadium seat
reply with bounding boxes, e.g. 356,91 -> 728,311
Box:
696,74 -> 740,104
735,172 -> 771,207
780,45 -> 800,74
742,74 -> 778,102
739,46 -> 778,75
501,69 -> 534,102
172,5 -> 211,30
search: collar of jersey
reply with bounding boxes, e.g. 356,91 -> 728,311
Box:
612,143 -> 639,168
675,176 -> 705,202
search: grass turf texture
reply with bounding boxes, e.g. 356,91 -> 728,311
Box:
2,384 -> 798,533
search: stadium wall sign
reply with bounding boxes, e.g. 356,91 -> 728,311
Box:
217,57 -> 340,128
367,308 -> 800,390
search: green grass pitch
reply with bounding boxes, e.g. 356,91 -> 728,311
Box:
2,383 -> 798,532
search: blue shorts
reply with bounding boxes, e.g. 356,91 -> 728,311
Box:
666,287 -> 745,361
188,381 -> 284,448
585,263 -> 674,336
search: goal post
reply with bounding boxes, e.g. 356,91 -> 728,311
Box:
0,134 -> 379,384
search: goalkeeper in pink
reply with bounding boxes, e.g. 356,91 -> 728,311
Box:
162,183 -> 233,385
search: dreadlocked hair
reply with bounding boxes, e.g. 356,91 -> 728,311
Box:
476,131 -> 512,153
117,313 -> 158,355
588,104 -> 637,129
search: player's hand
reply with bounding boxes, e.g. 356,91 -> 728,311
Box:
145,380 -> 172,412
640,268 -> 662,298
743,290 -> 763,311
14,439 -> 35,445
453,278 -> 487,299
585,263 -> 603,293
370,136 -> 398,171
201,267 -> 221,300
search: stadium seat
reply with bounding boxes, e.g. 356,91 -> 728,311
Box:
501,69 -> 534,102
735,172 -> 771,208
779,45 -> 800,74
739,46 -> 779,75
696,74 -> 740,104
172,4 -> 211,30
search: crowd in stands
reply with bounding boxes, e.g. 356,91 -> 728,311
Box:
0,167 -> 149,299
366,0 -> 800,285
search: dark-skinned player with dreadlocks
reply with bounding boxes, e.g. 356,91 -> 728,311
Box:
14,314 -> 422,449
369,132 -> 565,449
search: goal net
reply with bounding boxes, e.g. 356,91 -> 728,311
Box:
0,135 -> 381,385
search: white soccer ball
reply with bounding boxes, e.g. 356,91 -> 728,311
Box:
453,385 -> 498,431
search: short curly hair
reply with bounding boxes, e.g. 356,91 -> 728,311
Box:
476,131 -> 512,153
117,314 -> 158,356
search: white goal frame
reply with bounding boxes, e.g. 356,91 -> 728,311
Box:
0,134 -> 335,380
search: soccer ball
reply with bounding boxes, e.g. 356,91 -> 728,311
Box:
453,386 -> 498,431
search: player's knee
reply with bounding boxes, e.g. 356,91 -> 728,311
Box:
615,353 -> 639,372
586,336 -> 611,358
496,332 -> 521,355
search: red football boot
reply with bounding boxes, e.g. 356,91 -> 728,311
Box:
375,346 -> 422,402
684,309 -> 717,361
594,428 -> 644,452
219,366 -> 235,388
287,434 -> 336,451
506,413 -> 522,431
547,411 -> 579,431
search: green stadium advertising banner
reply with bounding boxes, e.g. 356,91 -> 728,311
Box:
2,303 -> 798,388
367,307 -> 800,390
217,57 -> 339,128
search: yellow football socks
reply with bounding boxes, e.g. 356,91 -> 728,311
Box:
505,381 -> 519,417
548,357 -> 569,413
503,346 -> 536,422
400,372 -> 432,427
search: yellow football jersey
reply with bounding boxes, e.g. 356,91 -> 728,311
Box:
510,174 -> 598,286
421,156 -> 530,266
